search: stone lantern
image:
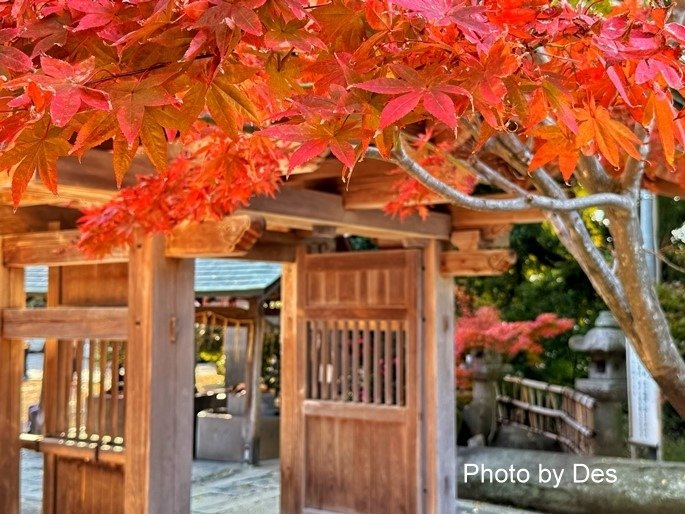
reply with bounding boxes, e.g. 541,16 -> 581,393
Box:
462,349 -> 512,443
569,310 -> 627,456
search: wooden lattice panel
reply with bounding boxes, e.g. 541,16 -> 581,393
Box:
305,319 -> 406,406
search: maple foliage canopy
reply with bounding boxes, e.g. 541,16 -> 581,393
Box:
455,306 -> 574,359
1,0 -> 685,251
454,305 -> 574,389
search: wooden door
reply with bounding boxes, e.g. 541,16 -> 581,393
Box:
282,249 -> 422,514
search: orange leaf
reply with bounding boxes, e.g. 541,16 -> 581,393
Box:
0,118 -> 70,207
113,134 -> 139,188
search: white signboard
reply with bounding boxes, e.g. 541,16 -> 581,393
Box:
626,341 -> 661,448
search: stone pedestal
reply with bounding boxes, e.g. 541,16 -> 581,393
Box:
569,311 -> 627,456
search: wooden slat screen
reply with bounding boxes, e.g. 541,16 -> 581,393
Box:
306,319 -> 407,406
50,338 -> 126,447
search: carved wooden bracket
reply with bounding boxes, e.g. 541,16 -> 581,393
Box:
166,215 -> 265,258
440,249 -> 517,277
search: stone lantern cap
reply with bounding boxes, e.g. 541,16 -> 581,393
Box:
569,311 -> 626,354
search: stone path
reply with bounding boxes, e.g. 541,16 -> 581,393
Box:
21,450 -> 538,514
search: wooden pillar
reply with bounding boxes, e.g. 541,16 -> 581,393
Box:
0,237 -> 25,514
423,240 -> 457,514
280,246 -> 305,514
244,313 -> 265,464
42,222 -> 62,514
125,234 -> 195,514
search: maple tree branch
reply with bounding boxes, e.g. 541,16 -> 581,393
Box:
86,54 -> 215,87
488,133 -> 633,318
645,248 -> 685,274
577,155 -> 615,191
404,133 -> 529,195
377,139 -> 632,213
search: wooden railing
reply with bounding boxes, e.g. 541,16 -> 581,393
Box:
496,375 -> 596,455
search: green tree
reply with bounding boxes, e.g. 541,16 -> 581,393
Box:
458,220 -> 607,386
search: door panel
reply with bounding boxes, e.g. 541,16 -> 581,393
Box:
296,250 -> 422,514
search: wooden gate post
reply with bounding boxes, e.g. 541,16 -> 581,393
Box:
423,240 -> 457,514
280,246 -> 304,514
0,237 -> 25,514
125,233 -> 195,514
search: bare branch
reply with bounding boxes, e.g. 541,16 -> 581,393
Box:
645,248 -> 685,274
491,134 -> 633,317
466,156 -> 532,196
366,142 -> 633,212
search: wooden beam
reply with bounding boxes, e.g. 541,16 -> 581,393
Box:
480,224 -> 514,247
3,230 -> 128,267
0,151 -> 154,207
231,242 -> 296,263
2,307 -> 128,339
450,225 -> 513,250
0,241 -> 24,514
0,205 -> 81,235
451,206 -> 544,229
125,233 -> 194,514
440,249 -> 516,276
423,241 -> 457,514
342,160 -> 445,209
165,215 -> 264,258
3,216 -> 274,266
240,188 -> 450,240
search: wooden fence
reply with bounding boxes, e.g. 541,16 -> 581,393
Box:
496,375 -> 596,455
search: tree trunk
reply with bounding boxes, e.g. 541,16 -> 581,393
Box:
605,209 -> 685,417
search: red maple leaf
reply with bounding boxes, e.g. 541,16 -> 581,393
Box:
262,116 -> 360,170
354,64 -> 470,128
23,56 -> 112,127
0,28 -> 33,72
192,0 -> 268,36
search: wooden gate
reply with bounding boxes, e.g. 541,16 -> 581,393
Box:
282,249 -> 422,514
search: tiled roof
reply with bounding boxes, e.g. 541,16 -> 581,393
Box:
194,259 -> 281,296
24,259 -> 281,296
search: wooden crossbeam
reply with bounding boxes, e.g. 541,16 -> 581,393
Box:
342,160 -> 445,209
0,205 -> 81,235
3,230 -> 128,267
3,215 -> 270,266
2,307 -> 128,339
450,230 -> 481,250
451,206 -> 544,229
240,187 -> 450,240
440,249 -> 516,277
